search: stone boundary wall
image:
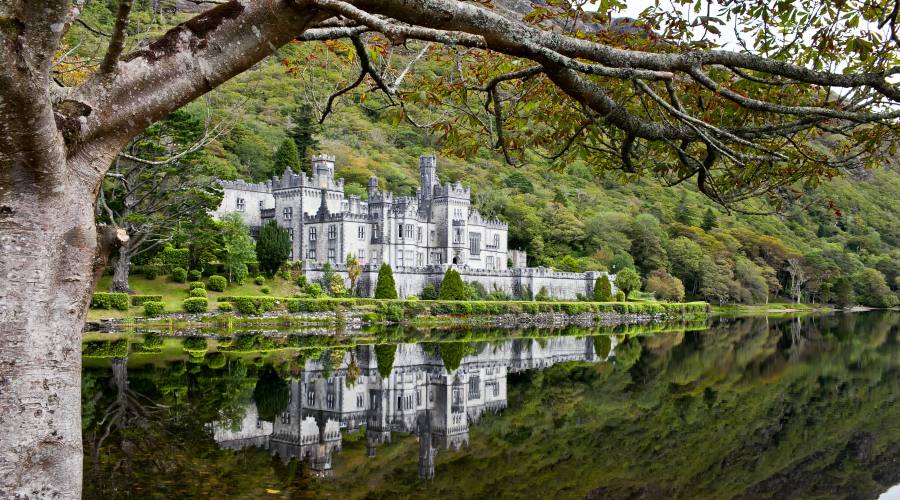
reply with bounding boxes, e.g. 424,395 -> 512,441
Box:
305,263 -> 616,300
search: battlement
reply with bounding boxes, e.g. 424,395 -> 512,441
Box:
219,179 -> 271,193
434,181 -> 470,200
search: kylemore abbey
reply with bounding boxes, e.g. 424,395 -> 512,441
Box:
216,154 -> 614,299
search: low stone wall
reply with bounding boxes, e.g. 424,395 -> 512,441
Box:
305,263 -> 616,300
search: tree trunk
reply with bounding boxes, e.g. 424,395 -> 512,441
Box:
0,153 -> 122,497
109,248 -> 133,293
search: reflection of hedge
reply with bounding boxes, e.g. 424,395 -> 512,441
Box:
182,336 -> 208,353
205,352 -> 227,369
223,334 -> 276,352
131,295 -> 163,306
374,344 -> 397,378
83,339 -> 128,357
90,293 -> 129,310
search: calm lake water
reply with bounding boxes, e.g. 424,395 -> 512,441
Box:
81,312 -> 900,499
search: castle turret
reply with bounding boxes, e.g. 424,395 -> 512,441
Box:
312,154 -> 335,179
419,154 -> 437,198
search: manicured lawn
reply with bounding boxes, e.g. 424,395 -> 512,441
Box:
88,274 -> 300,321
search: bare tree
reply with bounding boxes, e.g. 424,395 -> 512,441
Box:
1,0 -> 898,496
786,257 -> 810,304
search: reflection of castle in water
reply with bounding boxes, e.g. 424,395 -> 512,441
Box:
213,336 -> 616,478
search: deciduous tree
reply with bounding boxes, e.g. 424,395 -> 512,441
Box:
3,0 -> 900,495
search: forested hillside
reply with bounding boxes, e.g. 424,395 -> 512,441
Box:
69,2 -> 900,307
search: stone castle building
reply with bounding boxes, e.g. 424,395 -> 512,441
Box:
216,154 -> 614,299
213,335 -> 617,478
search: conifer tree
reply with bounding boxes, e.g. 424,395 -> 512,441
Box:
290,104 -> 319,165
272,138 -> 302,175
256,220 -> 291,277
374,263 -> 398,299
701,208 -> 719,232
439,268 -> 466,300
674,193 -> 697,226
593,274 -> 613,302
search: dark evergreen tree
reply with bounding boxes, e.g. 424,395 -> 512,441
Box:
674,193 -> 697,226
255,220 -> 291,277
593,274 -> 613,302
439,268 -> 466,300
701,208 -> 719,232
374,263 -> 398,299
253,366 -> 289,422
289,104 -> 319,167
272,138 -> 302,175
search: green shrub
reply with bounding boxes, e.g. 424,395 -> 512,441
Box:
90,292 -> 129,310
222,296 -> 278,315
131,295 -> 163,306
374,263 -> 398,299
207,275 -> 227,292
83,339 -> 128,358
260,286 -> 271,295
189,281 -> 205,290
535,286 -> 552,301
377,302 -> 405,322
183,297 -> 208,313
218,302 -> 234,312
188,269 -> 202,282
171,267 -> 188,283
143,265 -> 159,280
160,246 -> 190,273
254,275 -> 266,285
189,287 -> 208,298
143,301 -> 165,317
420,283 -> 439,300
438,268 -> 466,300
615,290 -> 626,302
182,336 -> 208,353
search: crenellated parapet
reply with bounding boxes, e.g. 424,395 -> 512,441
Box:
433,180 -> 471,200
219,179 -> 272,193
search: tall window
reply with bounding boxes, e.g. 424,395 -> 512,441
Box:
358,226 -> 365,239
405,224 -> 414,239
326,392 -> 335,409
258,200 -> 264,209
309,227 -> 317,241
486,256 -> 494,269
357,393 -> 364,408
236,198 -> 245,211
328,225 -> 337,240
493,234 -> 500,248
416,227 -> 422,242
283,207 -> 292,220
398,223 -> 404,238
468,376 -> 481,399
307,391 -> 315,406
453,228 -> 462,244
469,232 -> 481,255
373,224 -> 379,241
327,248 -> 335,262
287,228 -> 294,240
307,248 -> 316,260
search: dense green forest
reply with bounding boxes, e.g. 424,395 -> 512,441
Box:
68,2 -> 900,307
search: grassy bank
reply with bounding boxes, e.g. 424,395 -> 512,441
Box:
712,302 -> 834,316
88,275 -> 709,324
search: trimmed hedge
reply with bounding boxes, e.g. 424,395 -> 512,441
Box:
218,302 -> 234,312
91,292 -> 129,310
207,275 -> 227,292
188,269 -> 202,282
171,267 -> 188,283
218,296 -> 710,319
131,295 -> 163,306
183,297 -> 208,313
83,339 -> 128,358
189,288 -> 208,298
143,301 -> 165,317
189,281 -> 205,290
217,295 -> 278,315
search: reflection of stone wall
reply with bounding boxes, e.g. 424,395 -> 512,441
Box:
213,336 -> 616,478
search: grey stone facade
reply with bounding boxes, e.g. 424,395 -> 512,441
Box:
217,154 -> 614,299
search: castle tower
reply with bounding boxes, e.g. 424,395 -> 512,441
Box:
312,154 -> 335,180
419,155 -> 437,198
